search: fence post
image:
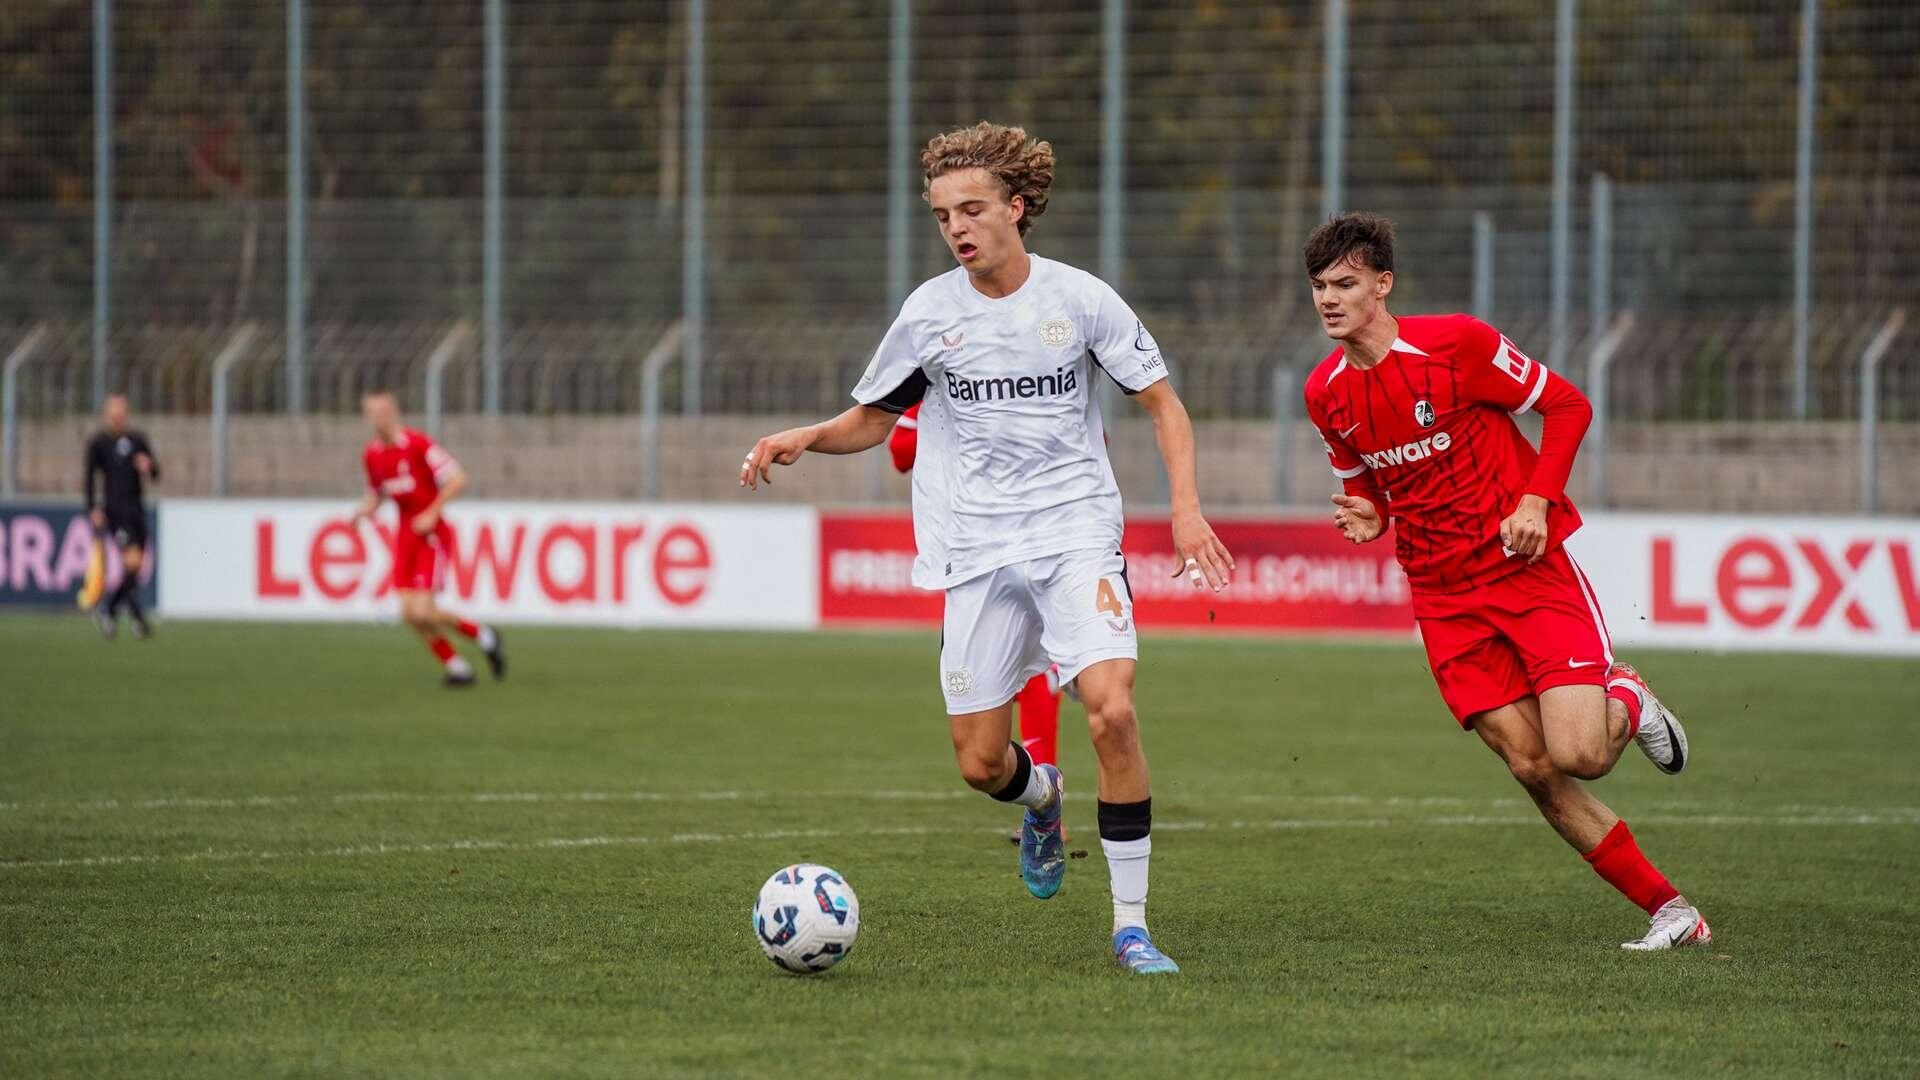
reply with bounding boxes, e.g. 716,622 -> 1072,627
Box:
1858,309 -> 1906,513
1791,0 -> 1818,419
681,0 -> 705,416
1471,211 -> 1494,319
1549,0 -> 1575,374
1589,173 -> 1611,349
1097,0 -> 1126,421
210,323 -> 259,497
1321,0 -> 1345,218
639,321 -> 687,501
887,0 -> 911,314
424,322 -> 475,440
2,325 -> 50,498
286,0 -> 306,415
93,0 -> 112,410
1271,366 -> 1298,506
1584,312 -> 1634,509
483,0 -> 505,416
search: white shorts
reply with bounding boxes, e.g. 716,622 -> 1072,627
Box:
939,548 -> 1138,715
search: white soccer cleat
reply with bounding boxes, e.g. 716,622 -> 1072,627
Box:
1609,662 -> 1689,775
1622,896 -> 1712,951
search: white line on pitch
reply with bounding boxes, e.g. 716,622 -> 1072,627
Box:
5,812 -> 1919,872
10,788 -> 1918,819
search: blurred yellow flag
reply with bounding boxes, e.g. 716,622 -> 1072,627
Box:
76,538 -> 106,610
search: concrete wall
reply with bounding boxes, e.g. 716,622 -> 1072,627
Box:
16,413 -> 1920,515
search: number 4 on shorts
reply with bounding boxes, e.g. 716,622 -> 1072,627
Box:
1095,578 -> 1125,618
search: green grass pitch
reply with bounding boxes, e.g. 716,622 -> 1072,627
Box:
2,615 -> 1917,1078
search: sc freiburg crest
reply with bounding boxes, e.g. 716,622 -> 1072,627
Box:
1414,400 -> 1436,428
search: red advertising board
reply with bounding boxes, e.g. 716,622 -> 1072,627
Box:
819,512 -> 1415,634
819,514 -> 942,624
1120,517 -> 1413,632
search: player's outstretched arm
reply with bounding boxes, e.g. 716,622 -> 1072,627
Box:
740,404 -> 896,490
1132,381 -> 1234,591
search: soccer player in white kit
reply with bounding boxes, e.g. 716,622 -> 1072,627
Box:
741,122 -> 1234,973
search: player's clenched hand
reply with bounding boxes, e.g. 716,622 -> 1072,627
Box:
1330,494 -> 1383,544
740,426 -> 817,490
1171,509 -> 1235,592
1499,494 -> 1551,563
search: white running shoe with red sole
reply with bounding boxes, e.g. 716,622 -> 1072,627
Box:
1623,896 -> 1712,951
1610,662 -> 1689,775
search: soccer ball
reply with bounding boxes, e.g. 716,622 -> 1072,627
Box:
752,864 -> 860,974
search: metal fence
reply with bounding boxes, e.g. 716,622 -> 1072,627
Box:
2,0 -> 1917,505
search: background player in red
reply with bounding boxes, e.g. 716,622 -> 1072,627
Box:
890,403 -> 1066,843
353,389 -> 505,687
1301,213 -> 1708,951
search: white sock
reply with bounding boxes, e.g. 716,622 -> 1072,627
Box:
1013,760 -> 1058,812
445,655 -> 474,678
1102,835 -> 1151,932
476,625 -> 498,651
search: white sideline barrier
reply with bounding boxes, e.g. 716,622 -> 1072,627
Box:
152,500 -> 1920,653
1567,514 -> 1920,655
157,500 -> 819,629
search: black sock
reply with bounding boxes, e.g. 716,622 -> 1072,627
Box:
988,741 -> 1034,803
1097,797 -> 1152,842
107,575 -> 136,615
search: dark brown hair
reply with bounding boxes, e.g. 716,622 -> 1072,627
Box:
921,122 -> 1056,235
1303,212 -> 1396,277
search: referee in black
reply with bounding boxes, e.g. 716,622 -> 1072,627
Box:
84,393 -> 160,640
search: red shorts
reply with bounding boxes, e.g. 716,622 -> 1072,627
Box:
392,520 -> 453,593
1413,546 -> 1614,728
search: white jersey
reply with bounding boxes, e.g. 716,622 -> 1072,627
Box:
852,255 -> 1169,590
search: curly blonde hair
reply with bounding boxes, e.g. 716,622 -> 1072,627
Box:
920,122 -> 1055,235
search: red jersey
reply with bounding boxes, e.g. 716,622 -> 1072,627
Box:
1304,314 -> 1592,594
363,428 -> 461,522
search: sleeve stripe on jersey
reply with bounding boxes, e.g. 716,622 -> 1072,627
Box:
864,369 -> 930,414
1513,362 -> 1550,415
894,415 -> 917,430
1091,351 -> 1162,396
1331,462 -> 1368,479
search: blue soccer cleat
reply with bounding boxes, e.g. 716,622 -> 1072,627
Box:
1113,927 -> 1180,974
1019,764 -> 1066,899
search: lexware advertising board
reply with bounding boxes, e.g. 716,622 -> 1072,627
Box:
158,500 -> 817,628
147,501 -> 1920,654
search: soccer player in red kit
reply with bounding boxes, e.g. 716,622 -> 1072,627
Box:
353,390 -> 505,688
890,403 -> 1066,827
1301,214 -> 1708,951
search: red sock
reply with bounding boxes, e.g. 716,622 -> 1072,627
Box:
427,636 -> 456,665
1607,683 -> 1644,737
454,619 -> 481,640
1583,820 -> 1680,914
1015,673 -> 1062,768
